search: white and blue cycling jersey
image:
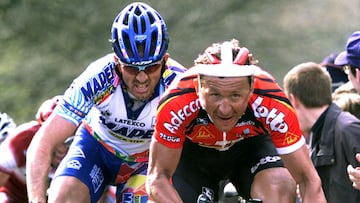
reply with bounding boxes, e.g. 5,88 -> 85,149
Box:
54,53 -> 186,162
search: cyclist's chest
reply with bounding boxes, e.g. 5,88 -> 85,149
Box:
185,114 -> 266,150
93,87 -> 159,134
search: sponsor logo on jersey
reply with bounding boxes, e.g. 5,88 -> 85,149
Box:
194,126 -> 214,139
284,131 -> 300,145
236,120 -> 255,127
114,118 -> 146,127
62,100 -> 86,118
251,96 -> 288,133
90,164 -> 104,193
80,63 -> 115,102
251,155 -> 281,173
108,127 -> 153,140
101,117 -> 154,140
66,160 -> 82,170
159,132 -> 181,143
93,86 -> 113,104
122,193 -> 148,203
163,98 -> 202,134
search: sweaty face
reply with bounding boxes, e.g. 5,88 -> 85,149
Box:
120,59 -> 165,101
198,75 -> 253,132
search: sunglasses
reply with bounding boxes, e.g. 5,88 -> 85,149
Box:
121,59 -> 163,75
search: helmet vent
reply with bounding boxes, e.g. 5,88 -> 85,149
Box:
123,13 -> 129,26
123,34 -> 133,58
133,18 -> 139,34
148,12 -> 155,24
140,17 -> 145,34
150,32 -> 157,57
137,42 -> 145,58
134,6 -> 142,16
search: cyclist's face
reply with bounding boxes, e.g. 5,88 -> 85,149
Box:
198,75 -> 253,132
120,54 -> 168,101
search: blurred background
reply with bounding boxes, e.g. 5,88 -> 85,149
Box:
1,0 -> 359,123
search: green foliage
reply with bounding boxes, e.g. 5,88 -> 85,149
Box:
0,0 -> 359,123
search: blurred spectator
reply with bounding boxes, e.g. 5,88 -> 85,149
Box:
334,31 -> 360,94
333,92 -> 360,119
283,62 -> 360,203
320,52 -> 349,92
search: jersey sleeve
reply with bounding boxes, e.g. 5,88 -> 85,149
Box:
162,59 -> 187,88
55,54 -> 118,126
153,75 -> 201,148
153,96 -> 185,148
251,69 -> 305,154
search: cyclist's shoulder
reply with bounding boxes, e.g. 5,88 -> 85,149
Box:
166,57 -> 187,71
78,53 -> 118,80
6,121 -> 40,141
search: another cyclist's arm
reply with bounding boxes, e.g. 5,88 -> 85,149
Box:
281,145 -> 326,203
146,140 -> 183,203
26,114 -> 77,202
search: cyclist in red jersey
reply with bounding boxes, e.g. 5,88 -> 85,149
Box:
146,39 -> 326,203
0,96 -> 71,203
0,97 -> 116,203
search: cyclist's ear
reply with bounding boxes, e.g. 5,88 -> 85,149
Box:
163,53 -> 169,63
193,77 -> 199,93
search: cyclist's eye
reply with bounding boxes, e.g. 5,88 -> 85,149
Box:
123,66 -> 139,75
144,64 -> 161,74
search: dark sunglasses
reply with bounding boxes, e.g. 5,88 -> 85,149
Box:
121,59 -> 163,75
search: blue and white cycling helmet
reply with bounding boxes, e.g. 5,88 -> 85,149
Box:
111,2 -> 169,66
0,112 -> 16,143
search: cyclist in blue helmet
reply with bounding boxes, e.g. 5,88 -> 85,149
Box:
26,2 -> 186,203
111,2 -> 169,66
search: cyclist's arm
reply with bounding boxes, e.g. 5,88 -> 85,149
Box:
146,140 -> 183,203
26,114 -> 77,202
281,144 -> 326,203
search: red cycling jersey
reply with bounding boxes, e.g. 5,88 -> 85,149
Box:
153,67 -> 305,154
0,121 -> 40,203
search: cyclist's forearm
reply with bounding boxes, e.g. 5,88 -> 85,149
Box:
26,137 -> 52,202
147,179 -> 183,203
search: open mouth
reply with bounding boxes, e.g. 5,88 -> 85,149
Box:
134,84 -> 149,94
